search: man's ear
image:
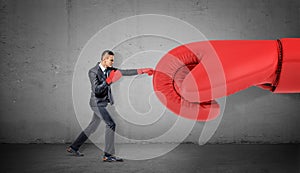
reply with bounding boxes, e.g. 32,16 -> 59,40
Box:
102,54 -> 108,61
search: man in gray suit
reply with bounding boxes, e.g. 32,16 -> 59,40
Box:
67,50 -> 153,162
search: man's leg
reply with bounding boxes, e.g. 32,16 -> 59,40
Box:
68,113 -> 101,155
91,106 -> 123,162
91,106 -> 116,155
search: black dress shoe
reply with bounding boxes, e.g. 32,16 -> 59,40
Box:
102,155 -> 124,162
66,146 -> 84,156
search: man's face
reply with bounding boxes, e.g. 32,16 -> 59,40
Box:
103,54 -> 114,67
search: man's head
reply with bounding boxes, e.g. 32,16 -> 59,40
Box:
101,50 -> 114,68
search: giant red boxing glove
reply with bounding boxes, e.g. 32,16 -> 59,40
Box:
181,38 -> 300,102
106,70 -> 123,84
153,41 -> 221,121
153,38 -> 300,121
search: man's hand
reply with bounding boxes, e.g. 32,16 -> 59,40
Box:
106,70 -> 123,84
137,68 -> 154,76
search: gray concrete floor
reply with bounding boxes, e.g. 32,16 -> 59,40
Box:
0,143 -> 299,173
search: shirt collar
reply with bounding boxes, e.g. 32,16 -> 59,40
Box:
99,63 -> 106,72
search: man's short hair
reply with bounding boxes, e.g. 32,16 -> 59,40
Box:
101,50 -> 114,60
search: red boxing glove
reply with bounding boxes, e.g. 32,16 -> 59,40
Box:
106,70 -> 123,84
153,38 -> 300,121
137,68 -> 154,76
181,38 -> 300,102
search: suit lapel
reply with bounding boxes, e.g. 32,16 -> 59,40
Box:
95,63 -> 114,105
96,63 -> 106,80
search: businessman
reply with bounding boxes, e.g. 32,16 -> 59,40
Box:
67,50 -> 153,162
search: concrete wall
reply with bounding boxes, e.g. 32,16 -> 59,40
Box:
0,0 -> 299,143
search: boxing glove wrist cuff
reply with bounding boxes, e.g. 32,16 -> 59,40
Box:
273,38 -> 300,93
106,79 -> 111,85
106,78 -> 112,85
271,39 -> 283,92
137,69 -> 143,74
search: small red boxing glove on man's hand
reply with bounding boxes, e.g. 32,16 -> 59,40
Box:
137,68 -> 154,76
106,70 -> 123,84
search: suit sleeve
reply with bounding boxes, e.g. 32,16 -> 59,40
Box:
119,69 -> 138,76
88,70 -> 108,95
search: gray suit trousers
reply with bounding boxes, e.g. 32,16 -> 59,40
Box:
71,106 -> 116,155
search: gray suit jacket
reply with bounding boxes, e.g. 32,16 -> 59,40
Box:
89,62 -> 138,107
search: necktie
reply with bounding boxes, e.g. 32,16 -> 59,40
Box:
104,69 -> 108,78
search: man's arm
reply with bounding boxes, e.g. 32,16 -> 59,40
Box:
88,70 -> 108,95
105,68 -> 153,84
119,68 -> 153,76
119,69 -> 138,76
